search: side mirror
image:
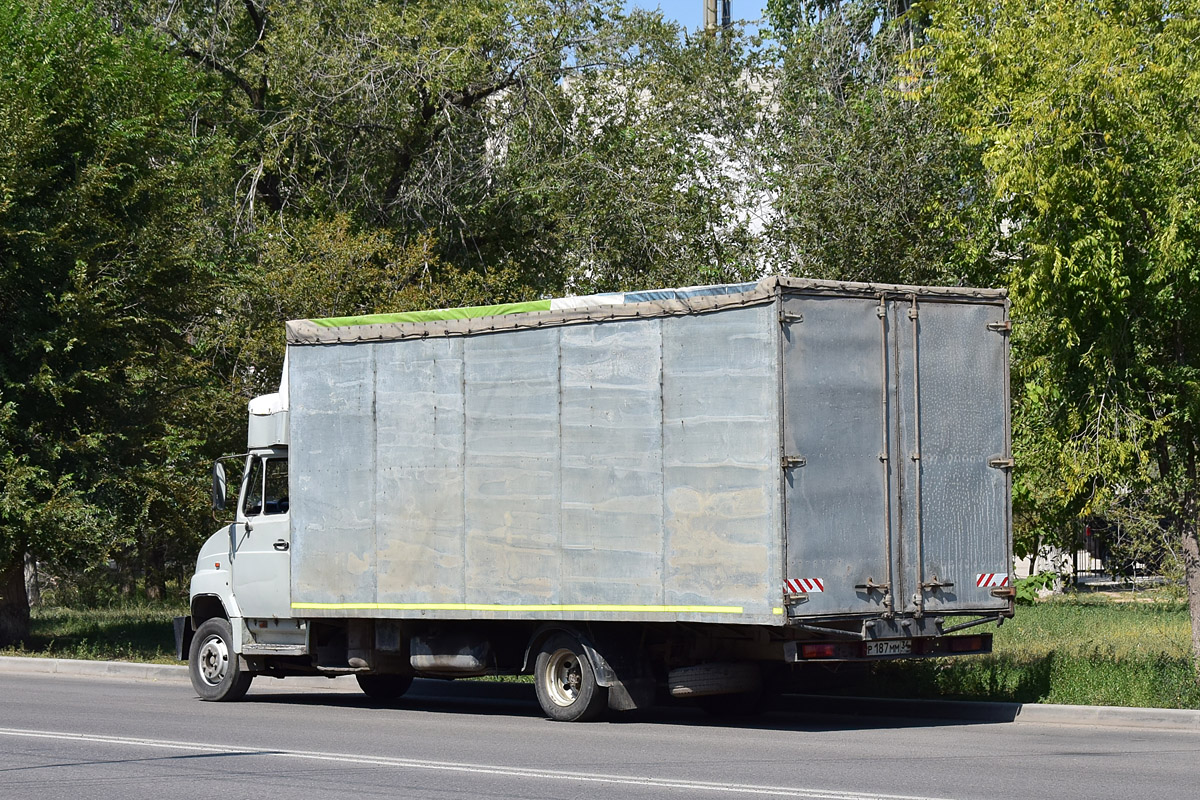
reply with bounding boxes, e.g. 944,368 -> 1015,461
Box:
212,461 -> 227,512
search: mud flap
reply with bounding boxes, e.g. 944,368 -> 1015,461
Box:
580,640 -> 655,711
606,676 -> 656,711
173,616 -> 194,661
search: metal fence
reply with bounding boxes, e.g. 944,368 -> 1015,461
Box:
1070,547 -> 1109,586
1070,520 -> 1164,586
1017,521 -> 1168,587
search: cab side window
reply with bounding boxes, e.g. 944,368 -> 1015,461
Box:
263,458 -> 289,515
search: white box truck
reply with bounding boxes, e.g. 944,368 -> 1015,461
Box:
177,276 -> 1014,721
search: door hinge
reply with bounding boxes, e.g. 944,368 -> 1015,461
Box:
987,320 -> 1011,333
988,457 -> 1015,470
779,310 -> 804,325
782,455 -> 807,469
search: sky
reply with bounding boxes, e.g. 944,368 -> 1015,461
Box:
628,0 -> 770,31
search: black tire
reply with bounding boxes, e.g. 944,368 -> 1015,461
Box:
188,618 -> 253,701
533,633 -> 608,722
668,661 -> 762,698
355,673 -> 414,702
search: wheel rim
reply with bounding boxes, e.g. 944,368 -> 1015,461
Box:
197,634 -> 229,687
542,648 -> 583,707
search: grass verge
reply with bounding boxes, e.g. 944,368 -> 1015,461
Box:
856,595 -> 1200,709
0,604 -> 183,665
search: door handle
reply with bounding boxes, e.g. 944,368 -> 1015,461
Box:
273,540 -> 290,552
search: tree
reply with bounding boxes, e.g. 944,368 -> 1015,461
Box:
0,0 -> 223,641
921,0 -> 1200,669
759,0 -> 998,286
208,218 -> 538,403
495,13 -> 768,292
154,2 -> 634,272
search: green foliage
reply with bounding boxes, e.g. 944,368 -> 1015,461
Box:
921,0 -> 1200,662
0,603 -> 183,664
924,0 -> 1200,498
500,17 -> 767,292
870,651 -> 1200,708
1014,570 -> 1057,605
0,0 -> 228,629
214,217 -> 541,400
863,597 -> 1200,708
758,1 -> 997,285
154,1 -> 644,278
1001,595 -> 1191,660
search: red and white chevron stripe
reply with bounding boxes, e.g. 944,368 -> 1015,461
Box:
785,578 -> 825,594
976,573 -> 1009,588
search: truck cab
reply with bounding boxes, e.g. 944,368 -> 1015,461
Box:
178,383 -> 293,699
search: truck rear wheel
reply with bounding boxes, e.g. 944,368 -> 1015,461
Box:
533,634 -> 608,722
189,618 -> 253,701
668,661 -> 761,699
355,673 -> 414,703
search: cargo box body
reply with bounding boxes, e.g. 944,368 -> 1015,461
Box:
283,277 -> 1012,628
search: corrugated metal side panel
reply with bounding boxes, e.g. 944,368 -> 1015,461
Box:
289,307 -> 783,623
559,321 -> 666,605
374,338 -> 466,605
462,328 -> 563,606
661,307 -> 780,614
289,344 -> 377,603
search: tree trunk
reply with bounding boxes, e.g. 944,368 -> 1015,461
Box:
1181,433 -> 1200,680
144,533 -> 166,601
24,552 -> 41,607
0,553 -> 31,648
1182,524 -> 1200,680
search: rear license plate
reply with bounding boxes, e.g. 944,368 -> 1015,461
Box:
865,639 -> 912,657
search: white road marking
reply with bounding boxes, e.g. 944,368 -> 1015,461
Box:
0,727 -> 952,800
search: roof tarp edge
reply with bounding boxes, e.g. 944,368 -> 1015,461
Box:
286,277 -> 1007,346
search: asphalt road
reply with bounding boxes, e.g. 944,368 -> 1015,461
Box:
2,671 -> 1198,800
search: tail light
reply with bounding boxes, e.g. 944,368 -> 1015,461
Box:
800,643 -> 838,659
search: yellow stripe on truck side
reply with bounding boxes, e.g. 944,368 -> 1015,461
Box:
292,602 -> 745,614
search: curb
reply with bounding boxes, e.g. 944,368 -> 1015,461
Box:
3,656 -> 1198,730
0,655 -> 188,682
1014,701 -> 1200,730
789,693 -> 1200,731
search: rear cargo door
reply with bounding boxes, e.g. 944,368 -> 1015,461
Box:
891,297 -> 1011,615
781,291 -> 1011,619
780,294 -> 893,617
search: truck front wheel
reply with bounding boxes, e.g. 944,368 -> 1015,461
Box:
189,618 -> 253,701
533,633 -> 608,722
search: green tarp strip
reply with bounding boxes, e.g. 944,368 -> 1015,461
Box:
308,300 -> 553,328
